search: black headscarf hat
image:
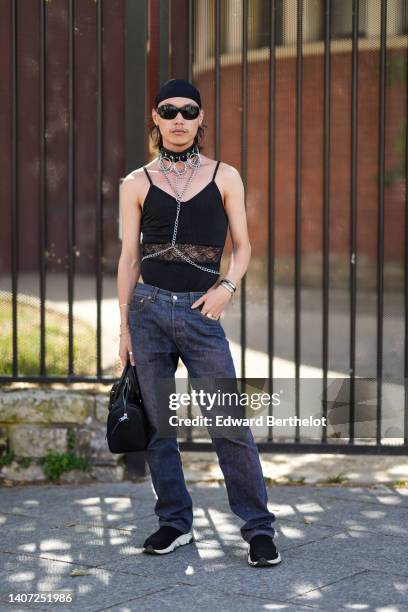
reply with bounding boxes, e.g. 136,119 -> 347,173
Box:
154,78 -> 202,108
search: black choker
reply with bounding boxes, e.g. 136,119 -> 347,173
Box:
159,143 -> 198,162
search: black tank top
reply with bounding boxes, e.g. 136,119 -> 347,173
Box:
139,161 -> 228,292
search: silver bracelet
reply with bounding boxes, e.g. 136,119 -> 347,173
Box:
219,282 -> 234,295
222,277 -> 236,288
221,279 -> 236,292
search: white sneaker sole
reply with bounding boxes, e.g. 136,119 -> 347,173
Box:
142,532 -> 193,555
247,549 -> 282,567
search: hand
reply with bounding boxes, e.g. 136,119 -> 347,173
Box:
190,285 -> 232,320
119,327 -> 136,367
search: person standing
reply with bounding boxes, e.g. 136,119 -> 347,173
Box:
117,78 -> 281,567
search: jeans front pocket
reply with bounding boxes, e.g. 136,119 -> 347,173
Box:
193,303 -> 221,325
128,295 -> 153,329
129,295 -> 149,313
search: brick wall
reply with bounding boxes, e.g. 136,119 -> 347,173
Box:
195,46 -> 406,284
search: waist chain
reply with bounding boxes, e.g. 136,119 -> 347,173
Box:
140,197 -> 221,275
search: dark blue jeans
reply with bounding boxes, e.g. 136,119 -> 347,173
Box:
128,281 -> 276,543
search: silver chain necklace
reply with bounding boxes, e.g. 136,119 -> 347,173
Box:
140,147 -> 220,275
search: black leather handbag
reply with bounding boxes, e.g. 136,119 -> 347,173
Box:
105,359 -> 150,453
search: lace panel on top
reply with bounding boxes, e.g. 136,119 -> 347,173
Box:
142,242 -> 223,263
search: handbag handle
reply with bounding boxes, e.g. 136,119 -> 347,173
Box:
119,376 -> 131,422
127,359 -> 143,404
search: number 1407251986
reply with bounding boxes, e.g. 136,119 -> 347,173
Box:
8,592 -> 73,604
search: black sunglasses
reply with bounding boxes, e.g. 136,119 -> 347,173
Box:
156,103 -> 200,120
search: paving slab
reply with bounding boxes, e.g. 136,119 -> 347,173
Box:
0,553 -> 83,610
336,529 -> 408,576
0,553 -> 186,612
0,482 -> 156,530
178,529 -> 408,600
292,569 -> 408,610
268,490 -> 408,539
104,584 -> 329,612
0,516 -> 151,567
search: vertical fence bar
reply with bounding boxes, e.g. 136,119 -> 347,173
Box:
126,0 -> 147,173
294,0 -> 303,443
125,1 -> 148,476
321,0 -> 332,444
186,0 -> 197,440
241,0 -> 248,380
148,0 -> 160,112
214,0 -> 220,159
267,0 -> 277,442
67,0 -> 75,378
349,0 -> 359,444
11,0 -> 18,378
96,0 -> 103,379
39,1 -> 46,377
185,0 -> 195,441
405,20 -> 408,447
169,0 -> 189,77
187,0 -> 193,82
159,0 -> 169,85
376,0 -> 387,444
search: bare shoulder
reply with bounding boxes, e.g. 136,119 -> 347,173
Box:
120,166 -> 150,208
217,162 -> 244,202
120,167 -> 146,189
218,161 -> 241,179
218,162 -> 243,187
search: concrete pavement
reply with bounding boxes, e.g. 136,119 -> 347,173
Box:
1,478 -> 408,611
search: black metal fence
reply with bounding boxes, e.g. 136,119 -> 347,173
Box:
1,0 -> 407,455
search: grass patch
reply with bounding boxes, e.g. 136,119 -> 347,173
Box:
264,476 -> 280,486
391,480 -> 408,488
0,293 -> 96,376
285,475 -> 306,485
317,472 -> 349,485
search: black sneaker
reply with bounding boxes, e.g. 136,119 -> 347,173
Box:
142,526 -> 193,555
247,534 -> 282,567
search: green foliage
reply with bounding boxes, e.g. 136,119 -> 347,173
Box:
394,119 -> 407,155
16,457 -> 32,470
0,296 -> 97,376
38,449 -> 90,481
391,479 -> 408,488
263,476 -> 279,486
67,428 -> 76,452
318,472 -> 349,485
0,430 -> 90,481
374,54 -> 407,189
285,475 -> 306,485
387,55 -> 407,87
0,450 -> 15,467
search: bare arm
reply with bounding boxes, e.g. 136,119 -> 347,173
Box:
220,163 -> 251,287
191,163 -> 251,317
117,175 -> 142,364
